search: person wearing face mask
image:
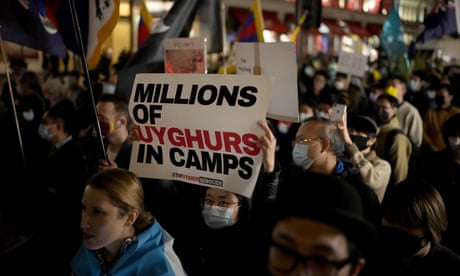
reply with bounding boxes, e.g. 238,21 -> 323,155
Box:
424,113 -> 460,255
283,116 -> 381,227
374,93 -> 413,196
331,72 -> 369,117
422,83 -> 460,154
172,120 -> 280,276
31,99 -> 90,274
278,96 -> 317,177
387,75 -> 423,148
337,114 -> 391,203
366,180 -> 460,276
405,70 -> 431,118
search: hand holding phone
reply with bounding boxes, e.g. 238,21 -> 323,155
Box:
330,104 -> 347,121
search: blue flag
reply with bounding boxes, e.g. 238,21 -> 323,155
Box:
416,0 -> 458,43
380,1 -> 406,61
0,1 -> 67,57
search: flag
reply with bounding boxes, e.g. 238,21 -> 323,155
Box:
116,0 -> 199,100
416,0 -> 458,43
34,0 -> 120,69
235,0 -> 265,42
380,1 -> 406,61
192,0 -> 223,53
0,1 -> 67,57
138,0 -> 154,47
290,10 -> 308,43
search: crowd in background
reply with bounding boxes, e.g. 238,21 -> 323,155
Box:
0,49 -> 460,275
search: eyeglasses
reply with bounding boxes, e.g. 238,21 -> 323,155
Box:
202,198 -> 240,208
268,239 -> 352,276
294,137 -> 323,145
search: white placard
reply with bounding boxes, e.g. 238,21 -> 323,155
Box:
128,73 -> 274,198
235,42 -> 299,122
337,51 -> 367,77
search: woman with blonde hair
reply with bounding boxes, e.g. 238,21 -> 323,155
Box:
70,168 -> 186,275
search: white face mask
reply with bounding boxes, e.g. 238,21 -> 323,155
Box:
299,112 -> 313,122
427,90 -> 436,99
16,84 -> 23,95
448,136 -> 460,150
38,123 -> 54,141
335,80 -> 345,91
102,82 -> 116,95
409,80 -> 419,91
22,110 -> 34,121
292,143 -> 315,170
277,121 -> 290,135
202,205 -> 235,229
318,111 -> 329,120
369,93 -> 380,103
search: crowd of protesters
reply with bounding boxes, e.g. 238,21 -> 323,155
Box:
0,51 -> 460,275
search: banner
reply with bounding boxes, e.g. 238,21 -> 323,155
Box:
235,0 -> 265,42
380,1 -> 406,61
35,0 -> 120,68
138,0 -> 154,47
116,0 -> 198,100
0,1 -> 67,57
128,73 -> 274,197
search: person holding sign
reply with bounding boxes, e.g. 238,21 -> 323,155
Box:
284,116 -> 381,227
171,120 -> 280,276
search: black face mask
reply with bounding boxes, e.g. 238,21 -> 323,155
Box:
435,95 -> 445,107
350,135 -> 369,151
380,226 -> 426,257
376,109 -> 390,124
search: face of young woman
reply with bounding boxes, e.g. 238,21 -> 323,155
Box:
80,186 -> 134,254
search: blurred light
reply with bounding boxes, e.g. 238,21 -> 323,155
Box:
120,2 -> 130,17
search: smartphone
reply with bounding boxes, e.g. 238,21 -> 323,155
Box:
330,104 -> 347,121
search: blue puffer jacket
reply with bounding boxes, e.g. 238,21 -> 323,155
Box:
70,219 -> 186,276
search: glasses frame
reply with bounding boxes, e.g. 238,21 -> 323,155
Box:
269,238 -> 353,275
201,198 -> 240,208
294,137 -> 323,145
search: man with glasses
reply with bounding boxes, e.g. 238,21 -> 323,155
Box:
268,172 -> 378,276
283,116 -> 381,227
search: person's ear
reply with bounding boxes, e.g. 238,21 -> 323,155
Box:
320,138 -> 330,153
125,210 -> 139,226
368,136 -> 377,147
117,115 -> 127,127
350,258 -> 366,276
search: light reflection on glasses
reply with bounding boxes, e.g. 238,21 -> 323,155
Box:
294,137 -> 323,145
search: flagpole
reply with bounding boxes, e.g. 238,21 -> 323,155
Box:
221,1 -> 227,75
0,26 -> 28,175
68,0 -> 107,161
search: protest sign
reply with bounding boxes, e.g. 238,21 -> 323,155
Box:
235,42 -> 298,122
128,73 -> 274,197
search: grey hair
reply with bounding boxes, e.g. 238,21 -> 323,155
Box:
321,119 -> 345,156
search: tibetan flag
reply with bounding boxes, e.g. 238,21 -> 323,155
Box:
0,1 -> 67,57
138,0 -> 154,47
380,1 -> 406,61
34,0 -> 120,69
416,0 -> 458,43
235,0 -> 265,42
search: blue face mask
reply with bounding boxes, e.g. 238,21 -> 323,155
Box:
292,143 -> 316,170
202,205 -> 235,229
